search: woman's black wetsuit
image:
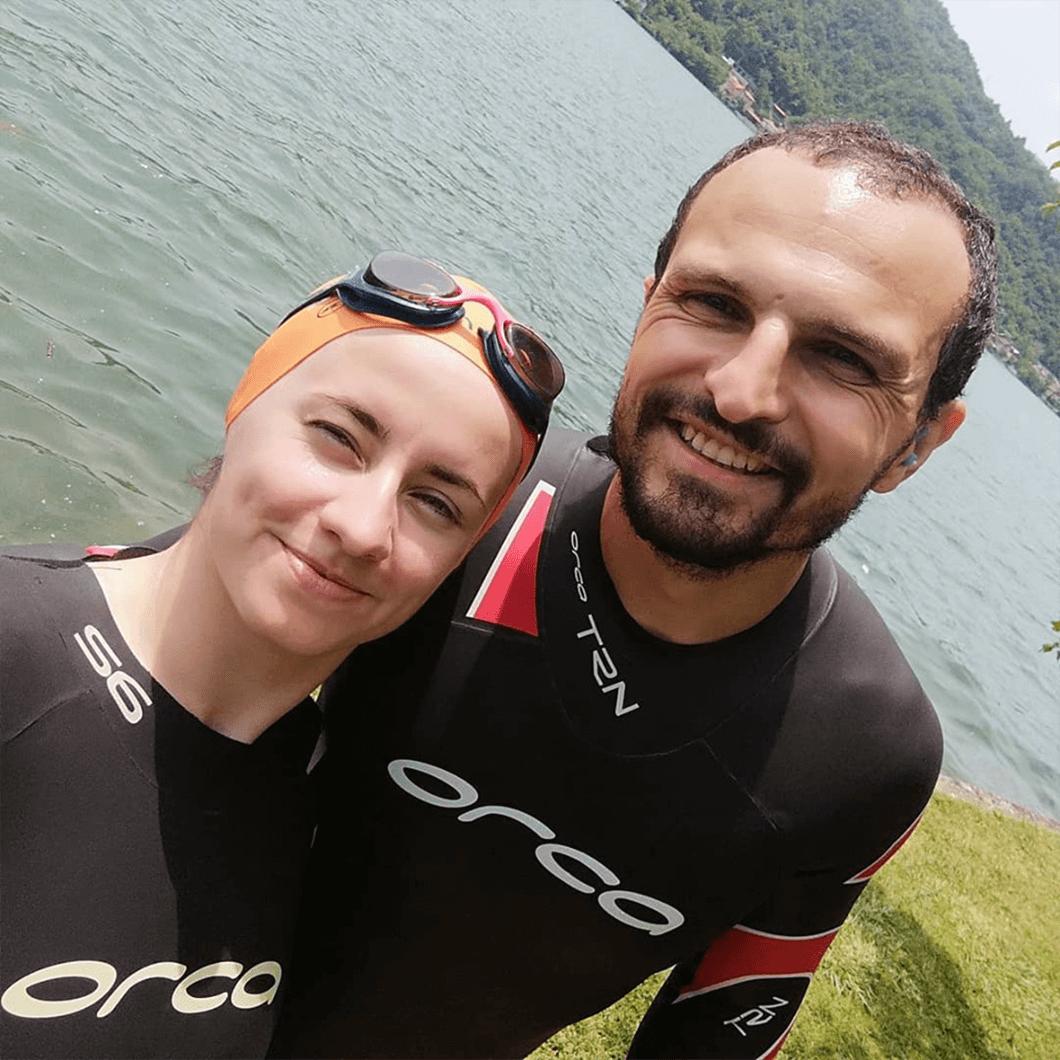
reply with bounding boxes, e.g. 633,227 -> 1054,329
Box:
1,546 -> 319,1059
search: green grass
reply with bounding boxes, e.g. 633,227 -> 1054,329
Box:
528,792 -> 1060,1060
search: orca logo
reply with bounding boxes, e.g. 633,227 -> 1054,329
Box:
388,759 -> 685,936
1,959 -> 281,1020
73,624 -> 151,724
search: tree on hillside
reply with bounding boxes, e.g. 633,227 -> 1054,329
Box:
1044,140 -> 1060,225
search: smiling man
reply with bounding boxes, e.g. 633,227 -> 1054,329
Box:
270,121 -> 999,1060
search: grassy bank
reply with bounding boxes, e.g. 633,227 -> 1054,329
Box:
529,790 -> 1060,1060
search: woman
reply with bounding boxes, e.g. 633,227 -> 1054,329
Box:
0,252 -> 564,1059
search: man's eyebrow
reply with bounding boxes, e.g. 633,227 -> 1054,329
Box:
665,268 -> 909,373
425,463 -> 485,507
810,321 -> 907,374
664,265 -> 750,300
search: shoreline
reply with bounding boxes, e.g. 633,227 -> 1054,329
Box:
935,773 -> 1060,834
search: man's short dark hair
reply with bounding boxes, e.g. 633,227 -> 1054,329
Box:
652,120 -> 999,420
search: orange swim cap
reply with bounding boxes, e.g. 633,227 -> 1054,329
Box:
224,280 -> 540,535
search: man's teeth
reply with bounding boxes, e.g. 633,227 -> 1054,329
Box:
679,424 -> 767,473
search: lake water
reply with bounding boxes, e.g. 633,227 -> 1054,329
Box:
1,0 -> 1057,817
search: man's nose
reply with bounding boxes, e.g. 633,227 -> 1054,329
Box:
703,318 -> 790,424
319,472 -> 396,563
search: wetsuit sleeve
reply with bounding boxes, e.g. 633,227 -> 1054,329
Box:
625,811 -> 925,1060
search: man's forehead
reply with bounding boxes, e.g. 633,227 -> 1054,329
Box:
685,146 -> 962,236
689,147 -> 875,217
674,148 -> 968,287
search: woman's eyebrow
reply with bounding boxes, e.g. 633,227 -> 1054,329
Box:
328,396 -> 485,507
331,399 -> 389,440
425,464 -> 484,507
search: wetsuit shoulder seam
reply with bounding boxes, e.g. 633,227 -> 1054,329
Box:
2,690 -> 97,746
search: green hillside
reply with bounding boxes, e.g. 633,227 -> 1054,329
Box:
620,0 -> 1060,411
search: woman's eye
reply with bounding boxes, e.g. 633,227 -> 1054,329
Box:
311,420 -> 357,449
414,492 -> 461,526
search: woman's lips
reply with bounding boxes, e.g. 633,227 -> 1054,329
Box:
283,542 -> 369,602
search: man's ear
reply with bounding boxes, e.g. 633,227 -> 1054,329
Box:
643,274 -> 656,307
873,399 -> 966,494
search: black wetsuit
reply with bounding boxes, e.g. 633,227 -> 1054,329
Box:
1,541 -> 319,1059
268,429 -> 943,1060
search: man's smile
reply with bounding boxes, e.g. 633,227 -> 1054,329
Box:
676,421 -> 775,475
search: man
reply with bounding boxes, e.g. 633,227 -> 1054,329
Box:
269,120 -> 998,1060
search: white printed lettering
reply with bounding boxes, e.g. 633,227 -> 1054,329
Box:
1,957 -> 282,1021
388,759 -> 478,808
73,625 -> 120,678
569,538 -> 642,717
105,670 -> 150,724
1,960 -> 116,1019
576,613 -> 603,647
457,805 -> 556,840
170,962 -> 241,1015
535,843 -> 620,894
388,759 -> 686,937
601,680 -> 640,717
96,962 -> 184,1018
723,995 -> 790,1037
723,1014 -> 749,1037
73,624 -> 150,724
592,648 -> 618,685
230,961 -> 281,1010
570,532 -> 588,600
598,890 -> 686,936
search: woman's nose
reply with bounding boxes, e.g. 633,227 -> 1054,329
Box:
318,473 -> 397,563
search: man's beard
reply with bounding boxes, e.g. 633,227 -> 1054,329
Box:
608,385 -> 875,577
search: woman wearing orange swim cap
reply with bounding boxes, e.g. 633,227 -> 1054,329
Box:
0,253 -> 563,1059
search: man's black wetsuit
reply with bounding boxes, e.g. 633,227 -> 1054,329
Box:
1,541 -> 319,1059
269,429 -> 943,1060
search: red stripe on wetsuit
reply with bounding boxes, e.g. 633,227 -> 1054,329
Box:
466,481 -> 555,636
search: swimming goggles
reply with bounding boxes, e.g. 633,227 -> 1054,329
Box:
282,251 -> 565,434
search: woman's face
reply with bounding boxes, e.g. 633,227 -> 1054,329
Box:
200,328 -> 523,661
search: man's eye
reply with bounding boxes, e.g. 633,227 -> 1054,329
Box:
684,292 -> 743,320
821,345 -> 874,378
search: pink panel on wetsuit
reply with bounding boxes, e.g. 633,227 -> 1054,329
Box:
466,481 -> 555,636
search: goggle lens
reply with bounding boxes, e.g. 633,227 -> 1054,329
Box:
363,251 -> 460,302
503,322 -> 566,402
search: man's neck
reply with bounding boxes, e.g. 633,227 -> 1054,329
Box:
598,477 -> 810,646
